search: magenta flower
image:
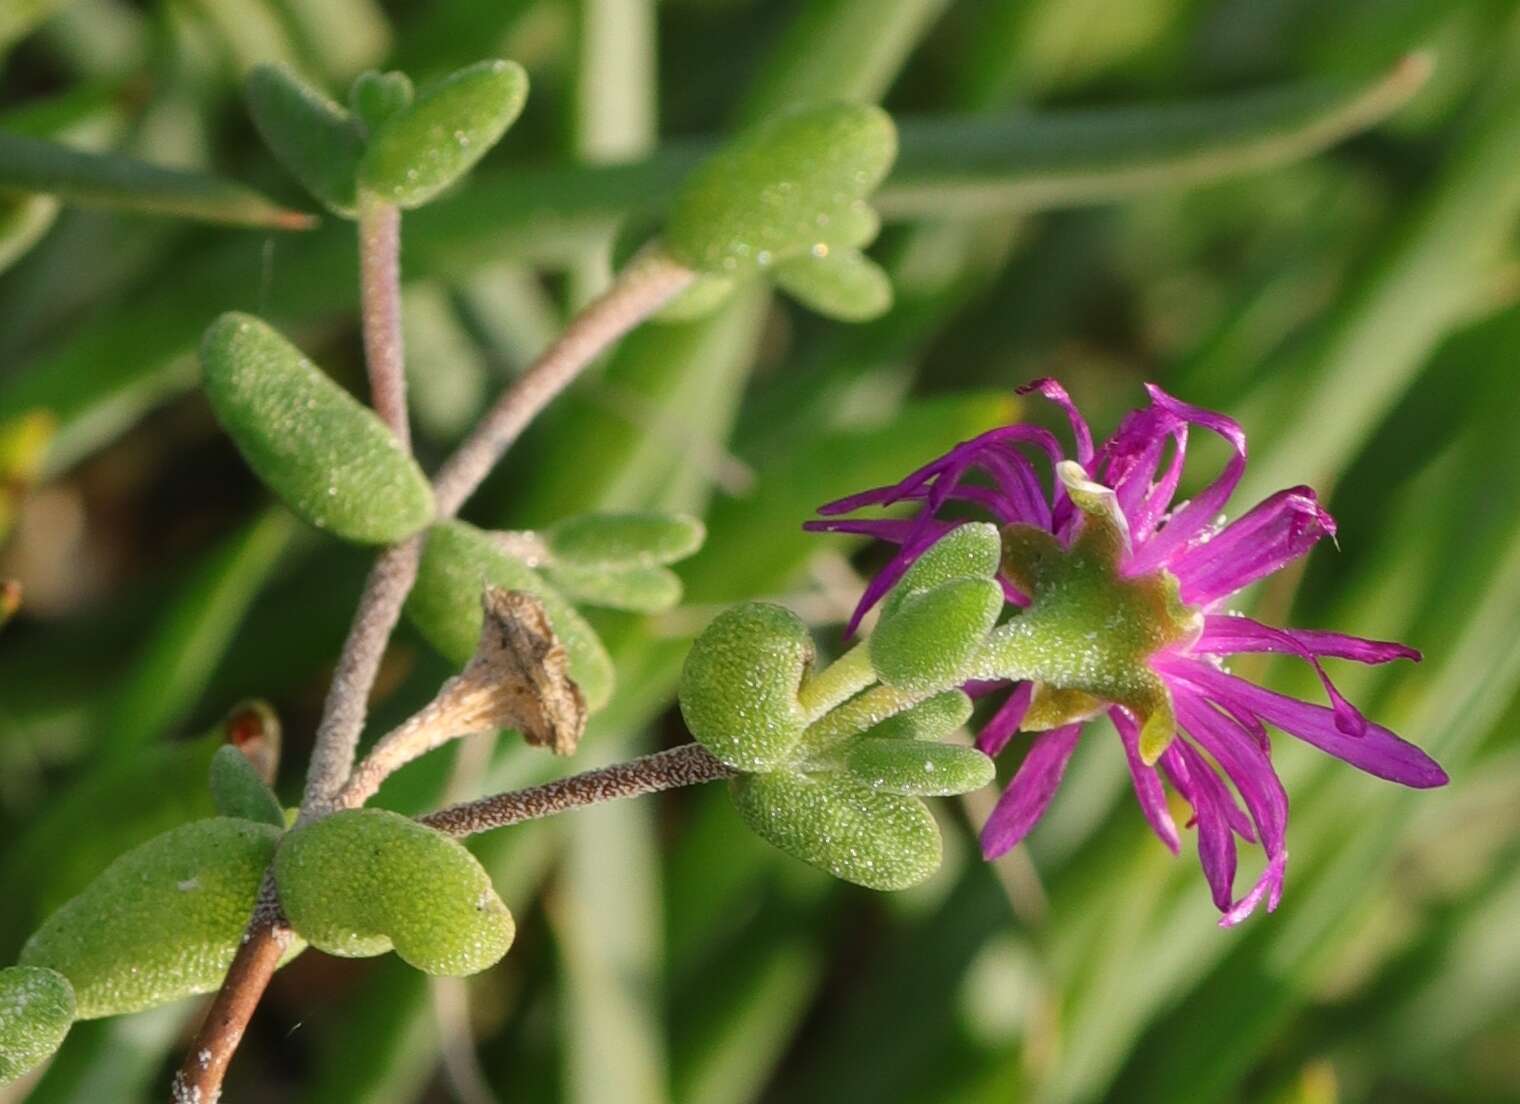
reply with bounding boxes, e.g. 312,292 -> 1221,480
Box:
807,380 -> 1446,925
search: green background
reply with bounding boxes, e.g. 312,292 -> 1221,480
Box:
2,1 -> 1518,1101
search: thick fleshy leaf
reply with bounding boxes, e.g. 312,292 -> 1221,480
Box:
208,745 -> 284,826
245,63 -> 366,217
545,511 -> 706,568
870,576 -> 1002,693
543,562 -> 683,614
407,520 -> 614,710
772,246 -> 893,321
656,272 -> 737,322
0,130 -> 316,229
349,70 -> 415,133
881,522 -> 1002,620
200,312 -> 435,544
864,689 -> 973,742
844,738 -> 994,796
20,818 -> 280,1018
680,602 -> 814,771
730,771 -> 940,890
275,809 -> 514,976
0,966 -> 74,1085
665,102 -> 896,277
359,59 -> 528,209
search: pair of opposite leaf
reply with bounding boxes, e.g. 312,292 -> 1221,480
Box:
678,530 -> 1008,891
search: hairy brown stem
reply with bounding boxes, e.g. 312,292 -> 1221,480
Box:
422,743 -> 734,838
431,247 -> 695,518
357,196 -> 410,450
171,887 -> 291,1104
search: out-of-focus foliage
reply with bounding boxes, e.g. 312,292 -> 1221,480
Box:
1,1 -> 1518,1102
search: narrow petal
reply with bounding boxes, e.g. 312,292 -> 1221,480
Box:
1018,378 -> 1093,464
1192,614 -> 1370,737
1110,707 -> 1180,853
1095,405 -> 1188,542
980,723 -> 1083,859
1156,656 -> 1448,788
1220,851 -> 1288,927
1174,690 -> 1288,857
1125,386 -> 1248,576
1161,742 -> 1238,911
977,681 -> 1033,757
1167,487 -> 1335,607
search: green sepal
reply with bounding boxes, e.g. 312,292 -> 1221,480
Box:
772,247 -> 893,321
843,739 -> 994,797
358,59 -> 528,209
200,312 -> 435,544
20,818 -> 282,1018
861,689 -> 973,742
679,602 -> 814,771
275,809 -> 514,976
543,562 -> 683,614
870,577 -> 1003,693
244,63 -> 365,217
208,745 -> 284,826
545,511 -> 705,568
664,102 -> 896,278
407,520 -> 614,710
882,522 -> 1001,620
0,966 -> 74,1085
730,771 -> 940,890
349,70 -> 415,133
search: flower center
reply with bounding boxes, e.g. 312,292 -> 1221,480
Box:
985,463 -> 1201,762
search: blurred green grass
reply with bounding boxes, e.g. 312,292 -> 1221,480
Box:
3,1 -> 1520,1102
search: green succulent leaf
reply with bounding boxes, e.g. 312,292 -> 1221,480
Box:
861,688 -> 973,742
244,63 -> 366,217
843,738 -> 994,797
408,520 -> 614,710
656,272 -> 737,322
545,511 -> 706,568
871,577 -> 1003,693
0,966 -> 74,1085
349,70 -> 415,133
358,59 -> 529,209
543,562 -> 683,614
20,818 -> 281,1018
772,246 -> 893,321
208,745 -> 284,827
200,312 -> 434,544
730,771 -> 940,890
664,102 -> 897,277
276,809 -> 514,976
680,603 -> 815,771
881,521 -> 1002,620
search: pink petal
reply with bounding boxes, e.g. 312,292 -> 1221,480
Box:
1167,487 -> 1335,607
1018,378 -> 1094,464
1161,743 -> 1239,911
1110,707 -> 1180,853
980,723 -> 1083,859
976,681 -> 1033,757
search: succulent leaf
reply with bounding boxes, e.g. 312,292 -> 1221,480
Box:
545,511 -> 705,568
208,745 -> 284,826
679,602 -> 814,771
408,520 -> 614,710
276,809 -> 514,976
730,771 -> 940,890
358,59 -> 528,208
543,562 -> 683,614
200,312 -> 434,544
861,689 -> 973,742
244,63 -> 365,217
664,102 -> 896,277
349,70 -> 415,132
843,738 -> 994,796
0,966 -> 74,1085
772,246 -> 893,321
870,576 -> 1003,693
881,522 -> 1001,620
19,818 -> 281,1018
